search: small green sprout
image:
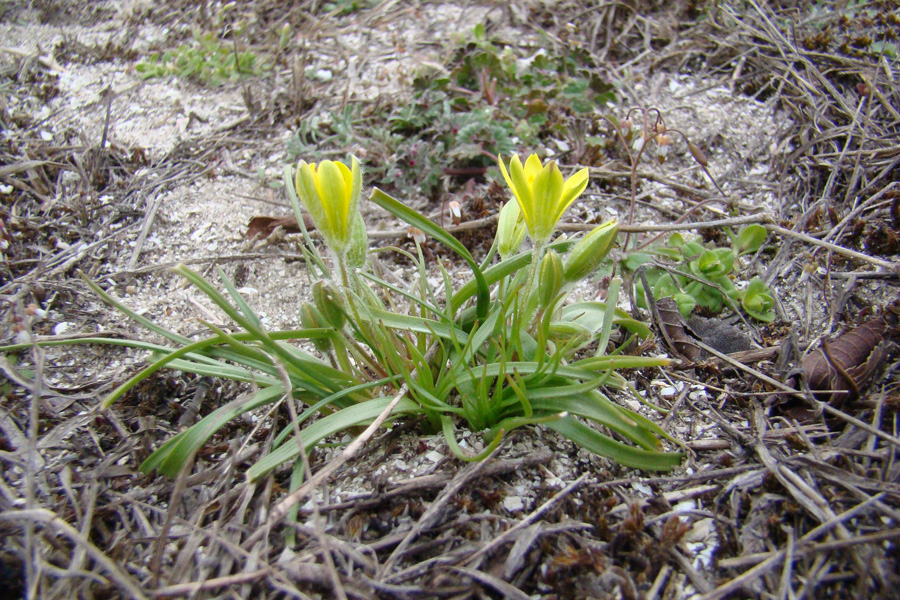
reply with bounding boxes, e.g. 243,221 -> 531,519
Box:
134,31 -> 266,86
627,225 -> 777,322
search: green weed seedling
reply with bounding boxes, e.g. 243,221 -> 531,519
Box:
135,30 -> 266,86
624,226 -> 775,322
288,23 -> 617,199
600,106 -> 777,323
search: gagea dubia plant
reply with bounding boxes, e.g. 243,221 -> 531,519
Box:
8,151 -> 683,485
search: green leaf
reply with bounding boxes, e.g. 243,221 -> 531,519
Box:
684,281 -> 725,313
691,248 -> 734,278
529,391 -> 661,450
654,273 -> 680,298
680,241 -> 705,261
246,396 -> 422,481
623,252 -> 654,271
668,232 -> 687,248
736,224 -> 767,255
371,188 -> 490,322
741,277 -> 776,322
141,386 -> 285,477
441,415 -> 504,462
547,416 -> 682,471
673,293 -> 696,318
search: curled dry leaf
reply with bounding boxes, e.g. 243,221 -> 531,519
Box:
245,214 -> 314,239
656,297 -> 704,362
800,317 -> 888,404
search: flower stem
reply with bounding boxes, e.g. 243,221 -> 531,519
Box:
522,241 -> 545,333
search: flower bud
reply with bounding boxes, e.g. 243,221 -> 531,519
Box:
407,227 -> 426,245
620,117 -> 633,142
496,199 -> 527,259
313,280 -> 345,329
448,200 -> 461,225
538,249 -> 564,308
688,141 -> 708,167
563,220 -> 619,282
656,134 -> 670,163
346,212 -> 368,269
300,302 -> 333,352
293,157 -> 361,254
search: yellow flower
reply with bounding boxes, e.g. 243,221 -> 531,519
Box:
497,154 -> 589,244
294,156 -> 362,254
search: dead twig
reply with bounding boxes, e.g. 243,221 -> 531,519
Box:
0,509 -> 149,600
379,447 -> 501,577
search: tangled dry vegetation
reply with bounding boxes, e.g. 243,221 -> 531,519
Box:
1,1 -> 900,598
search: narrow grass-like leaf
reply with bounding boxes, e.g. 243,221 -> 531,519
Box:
450,238 -> 574,313
371,187 -> 490,321
594,278 -> 620,357
102,332 -> 242,408
217,267 -> 262,329
547,416 -> 682,471
358,270 -> 446,322
246,396 -> 422,481
162,357 -> 279,384
81,273 -> 192,346
271,374 -> 405,449
363,307 -> 469,345
441,415 -> 504,462
141,385 -> 285,476
488,411 -> 566,440
573,355 -> 671,372
529,393 -> 661,450
561,301 -> 651,339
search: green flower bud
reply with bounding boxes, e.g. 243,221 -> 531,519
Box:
563,220 -> 618,282
496,199 -> 527,259
346,212 -> 368,269
300,302 -> 333,352
312,280 -> 345,329
538,249 -> 564,308
548,320 -> 592,349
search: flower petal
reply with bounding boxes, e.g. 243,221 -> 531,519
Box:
335,160 -> 353,201
523,154 -> 543,181
498,154 -> 516,192
296,161 -> 327,229
555,167 -> 589,222
500,154 -> 535,233
531,161 -> 563,241
349,156 -> 362,214
316,160 -> 350,246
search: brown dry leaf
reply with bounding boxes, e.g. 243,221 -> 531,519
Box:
801,318 -> 888,404
245,214 -> 314,239
656,297 -> 704,362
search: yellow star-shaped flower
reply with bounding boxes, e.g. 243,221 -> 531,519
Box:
497,154 -> 589,244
